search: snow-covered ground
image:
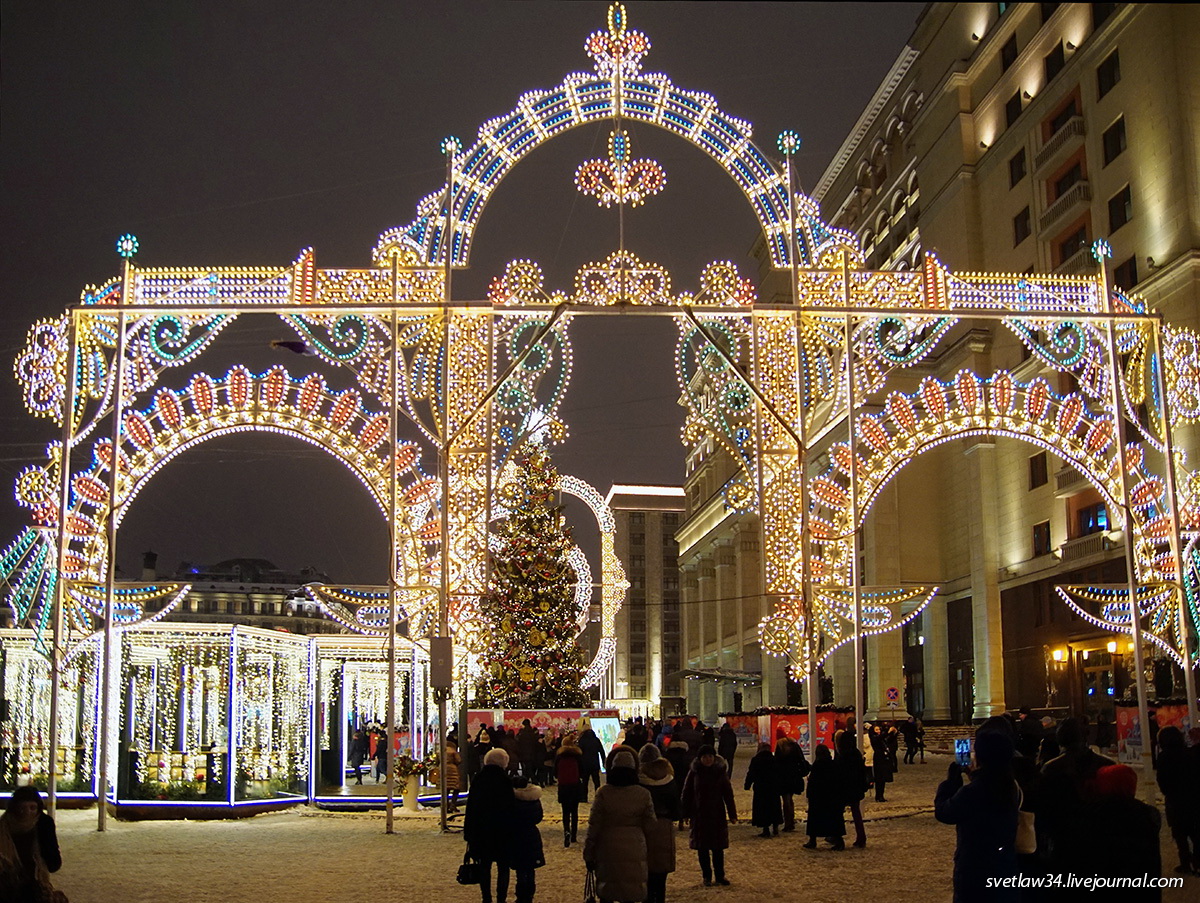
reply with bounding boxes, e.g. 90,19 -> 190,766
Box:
48,752 -> 1195,902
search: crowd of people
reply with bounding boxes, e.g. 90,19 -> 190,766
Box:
934,712 -> 1200,901
460,714 -> 934,902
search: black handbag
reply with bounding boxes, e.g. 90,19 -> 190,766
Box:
583,868 -> 597,903
456,850 -> 482,885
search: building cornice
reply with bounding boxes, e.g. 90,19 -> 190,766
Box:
813,46 -> 920,203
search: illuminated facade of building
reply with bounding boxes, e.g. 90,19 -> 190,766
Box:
604,485 -> 686,717
679,2 -> 1200,724
812,2 -> 1200,722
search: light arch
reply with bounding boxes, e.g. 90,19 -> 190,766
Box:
39,365 -> 437,589
371,4 -> 859,273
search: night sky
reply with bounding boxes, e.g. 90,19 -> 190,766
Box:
0,2 -> 922,585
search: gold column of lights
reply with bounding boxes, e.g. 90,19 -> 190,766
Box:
3,3 -> 1199,811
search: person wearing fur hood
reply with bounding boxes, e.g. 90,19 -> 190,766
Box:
509,776 -> 545,903
680,745 -> 738,886
584,745 -> 657,903
639,744 -> 681,903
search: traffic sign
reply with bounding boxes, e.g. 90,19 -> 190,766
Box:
885,686 -> 900,709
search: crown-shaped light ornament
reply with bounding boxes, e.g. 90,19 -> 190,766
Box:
575,129 -> 666,208
585,3 -> 650,78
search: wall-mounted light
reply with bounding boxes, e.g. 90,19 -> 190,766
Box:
971,33 -> 981,42
1065,41 -> 1076,51
979,141 -> 989,149
1022,91 -> 1032,100
1126,642 -> 1135,653
1082,649 -> 1090,661
1051,648 -> 1065,662
1107,640 -> 1118,654
918,635 -> 925,646
1146,256 -> 1160,270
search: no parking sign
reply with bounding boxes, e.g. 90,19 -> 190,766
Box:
885,686 -> 900,710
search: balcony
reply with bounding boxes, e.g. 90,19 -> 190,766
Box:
1059,531 -> 1120,563
1055,245 -> 1096,277
1034,115 -> 1086,174
1054,464 -> 1089,498
1039,181 -> 1091,234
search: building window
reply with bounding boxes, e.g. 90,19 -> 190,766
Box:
630,512 -> 645,525
1029,452 -> 1048,489
1092,3 -> 1117,30
1049,98 -> 1079,135
1040,3 -> 1060,24
1057,224 -> 1088,264
1113,255 -> 1138,288
1102,117 -> 1126,165
662,513 -> 679,526
630,532 -> 644,546
1097,49 -> 1121,98
1009,148 -> 1027,186
1001,34 -> 1019,71
1078,502 -> 1108,535
1108,184 -> 1132,232
1005,91 -> 1024,128
1013,207 -> 1032,246
630,641 -> 646,654
1053,161 -> 1083,200
1032,520 -> 1052,556
630,554 -> 645,569
1044,42 -> 1066,82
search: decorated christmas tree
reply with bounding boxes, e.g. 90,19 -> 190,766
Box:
476,446 -> 590,708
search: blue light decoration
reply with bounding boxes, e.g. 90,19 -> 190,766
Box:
1092,237 -> 1112,262
116,233 -> 139,259
777,130 -> 801,156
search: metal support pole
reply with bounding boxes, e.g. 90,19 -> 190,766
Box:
49,311 -> 79,816
780,148 -> 817,749
385,301 -> 399,835
437,139 -> 457,833
843,253 -> 865,751
98,270 -> 130,830
1147,318 -> 1199,727
1098,250 -> 1153,783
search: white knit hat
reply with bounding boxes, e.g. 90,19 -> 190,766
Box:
484,747 -> 510,768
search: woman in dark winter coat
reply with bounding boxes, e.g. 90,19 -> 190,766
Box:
663,740 -> 690,831
554,733 -> 586,847
509,776 -> 545,903
803,744 -> 845,850
834,729 -> 868,848
774,736 -> 809,832
464,748 -> 517,903
638,744 -> 680,903
744,742 -> 783,837
584,746 -> 656,903
680,745 -> 738,886
869,725 -> 893,801
1156,725 -> 1200,874
934,730 -> 1020,902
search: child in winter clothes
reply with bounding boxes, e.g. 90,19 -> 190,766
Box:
509,776 -> 545,903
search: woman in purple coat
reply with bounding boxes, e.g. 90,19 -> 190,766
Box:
680,745 -> 738,886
